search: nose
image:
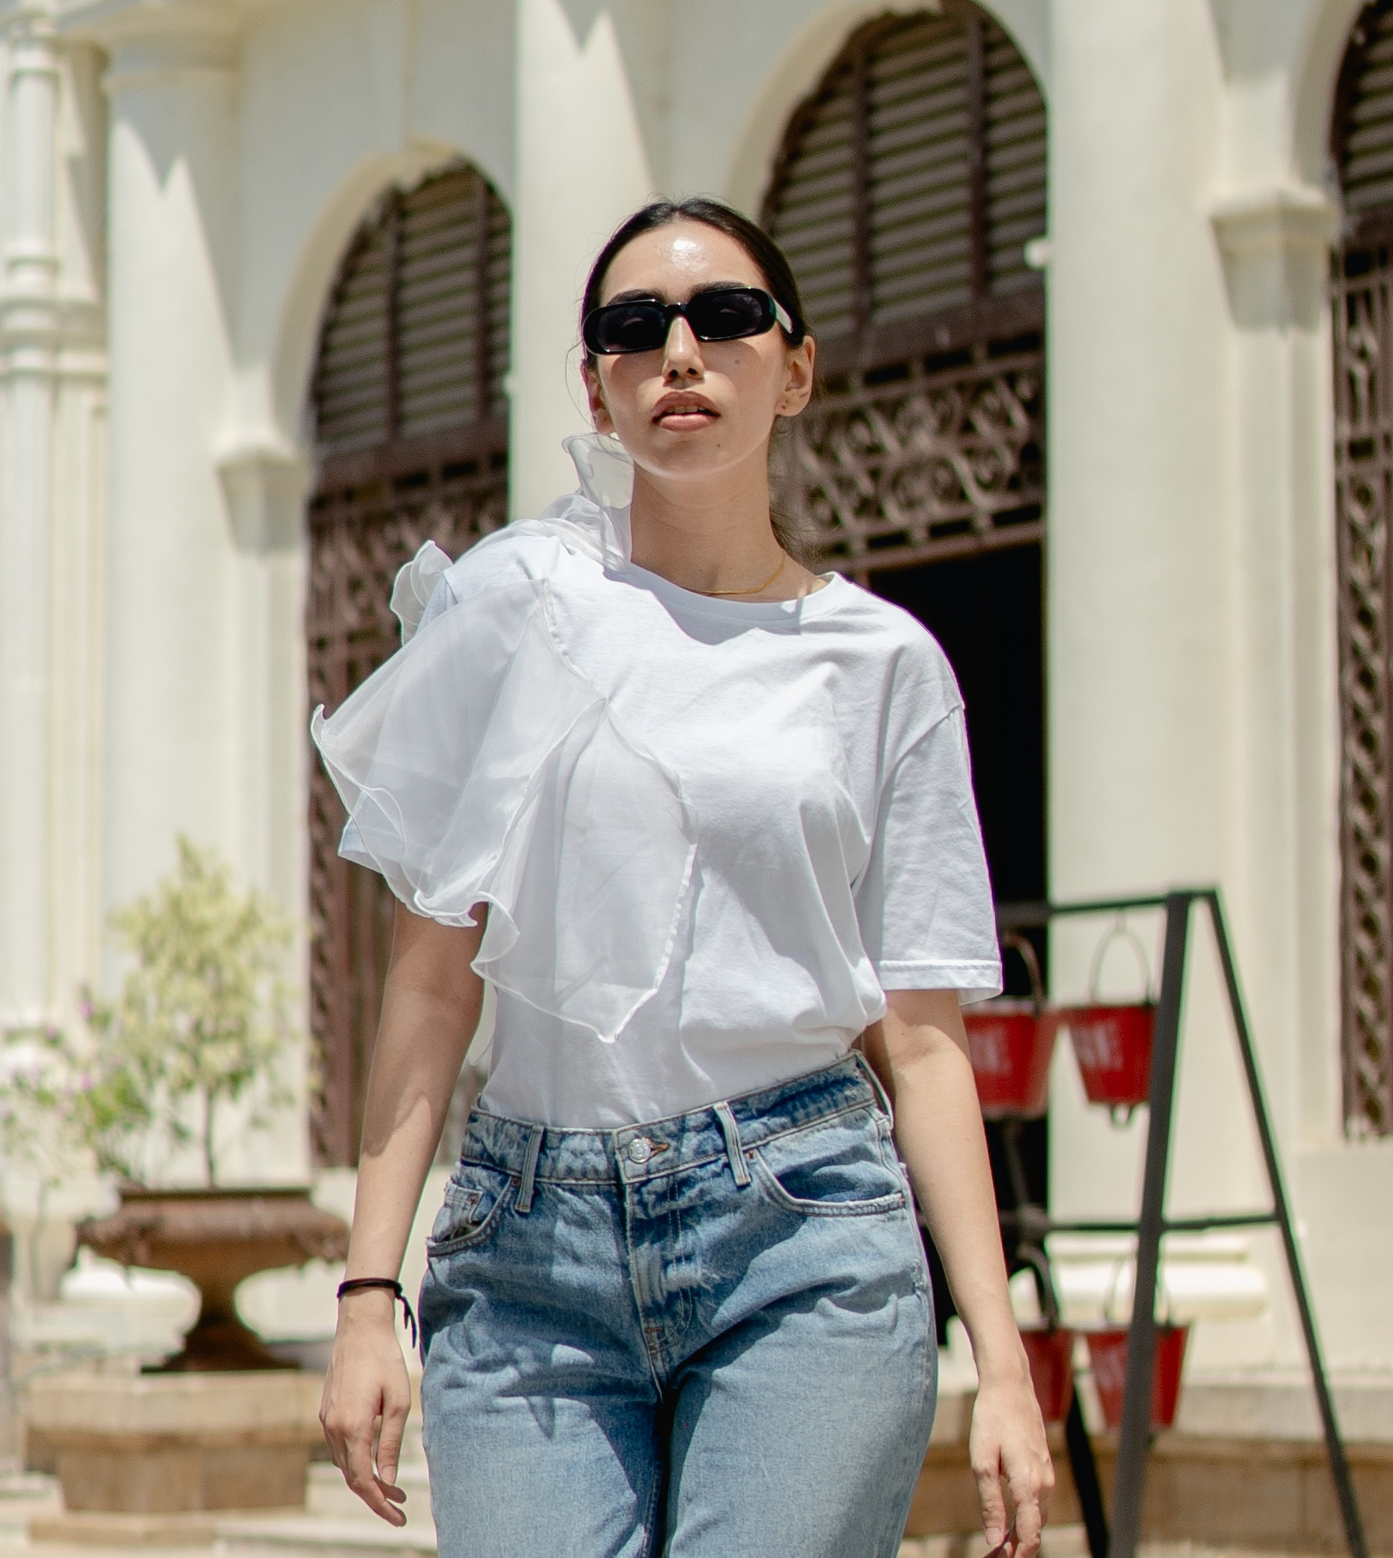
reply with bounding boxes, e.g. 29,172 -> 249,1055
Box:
661,313 -> 703,380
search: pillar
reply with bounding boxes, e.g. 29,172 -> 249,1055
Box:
90,5 -> 240,920
0,5 -> 103,1035
509,0 -> 654,517
0,5 -> 61,1030
1045,1 -> 1267,1254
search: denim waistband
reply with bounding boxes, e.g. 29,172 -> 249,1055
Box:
461,1052 -> 888,1191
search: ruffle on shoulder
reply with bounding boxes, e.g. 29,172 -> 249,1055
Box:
311,575 -> 696,1043
389,540 -> 452,644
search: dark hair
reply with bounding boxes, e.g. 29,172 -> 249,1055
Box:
580,197 -> 820,567
580,196 -> 811,359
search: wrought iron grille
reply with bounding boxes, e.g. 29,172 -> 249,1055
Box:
1333,4 -> 1393,1135
307,163 -> 510,1166
763,4 -> 1046,573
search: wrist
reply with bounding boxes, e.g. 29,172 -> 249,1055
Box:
966,1328 -> 1032,1387
336,1287 -> 398,1323
974,1352 -> 1032,1389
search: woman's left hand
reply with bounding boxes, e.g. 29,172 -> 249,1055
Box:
967,1366 -> 1055,1557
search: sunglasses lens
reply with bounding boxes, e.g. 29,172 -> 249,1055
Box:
586,303 -> 666,355
687,289 -> 773,341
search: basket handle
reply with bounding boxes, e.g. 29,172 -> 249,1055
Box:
1088,918 -> 1155,1004
1000,932 -> 1046,1013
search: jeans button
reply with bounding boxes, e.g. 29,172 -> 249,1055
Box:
627,1137 -> 653,1164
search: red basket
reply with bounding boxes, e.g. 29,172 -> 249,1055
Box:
1066,1004 -> 1155,1108
966,1005 -> 1059,1118
1064,922 -> 1156,1114
966,936 -> 1059,1119
1020,1325 -> 1075,1423
1085,1323 -> 1189,1429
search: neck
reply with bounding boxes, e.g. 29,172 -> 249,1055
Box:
626,448 -> 802,599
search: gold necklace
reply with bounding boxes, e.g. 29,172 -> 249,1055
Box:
693,553 -> 787,598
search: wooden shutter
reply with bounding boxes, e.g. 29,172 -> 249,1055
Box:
313,225 -> 390,454
1332,0 -> 1393,1136
312,163 -> 510,466
765,5 -> 1046,347
763,5 -> 1047,572
1336,1 -> 1393,222
306,162 -> 512,1167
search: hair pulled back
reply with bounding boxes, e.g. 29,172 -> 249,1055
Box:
580,197 -> 811,359
580,198 -> 820,567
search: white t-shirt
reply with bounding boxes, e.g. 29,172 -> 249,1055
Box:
313,441 -> 1000,1128
422,547 -> 997,1127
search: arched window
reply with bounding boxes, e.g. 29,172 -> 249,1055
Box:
1333,1 -> 1393,1136
306,162 -> 511,1166
763,4 -> 1046,571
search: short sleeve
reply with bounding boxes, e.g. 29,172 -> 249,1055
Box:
854,707 -> 1002,1003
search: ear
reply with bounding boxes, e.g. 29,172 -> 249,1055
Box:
583,360 -> 616,435
774,336 -> 816,419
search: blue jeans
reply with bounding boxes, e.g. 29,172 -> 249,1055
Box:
419,1053 -> 936,1558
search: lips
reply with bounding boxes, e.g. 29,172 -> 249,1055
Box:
653,393 -> 718,428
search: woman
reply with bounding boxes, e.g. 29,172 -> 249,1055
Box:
315,197 -> 1053,1558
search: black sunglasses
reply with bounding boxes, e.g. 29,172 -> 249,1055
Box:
583,286 -> 794,356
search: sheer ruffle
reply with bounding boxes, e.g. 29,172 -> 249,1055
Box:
389,539 -> 452,643
311,436 -> 696,1043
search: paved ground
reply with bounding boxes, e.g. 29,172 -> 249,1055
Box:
0,1485 -> 1325,1558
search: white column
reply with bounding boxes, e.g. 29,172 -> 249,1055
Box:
1045,3 -> 1266,1249
92,7 -> 240,921
1210,189 -> 1342,1144
0,5 -> 62,1030
509,0 -> 654,517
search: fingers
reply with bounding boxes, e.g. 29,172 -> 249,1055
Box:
1001,1443 -> 1054,1558
1008,1480 -> 1043,1558
344,1415 -> 408,1526
375,1384 -> 411,1500
972,1457 -> 1009,1550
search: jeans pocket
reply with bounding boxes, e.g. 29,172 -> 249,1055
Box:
750,1108 -> 908,1218
427,1161 -> 516,1255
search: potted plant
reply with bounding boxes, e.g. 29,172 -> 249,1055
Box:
58,839 -> 347,1370
0,1022 -> 137,1307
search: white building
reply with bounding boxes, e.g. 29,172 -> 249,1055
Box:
0,0 -> 1389,1387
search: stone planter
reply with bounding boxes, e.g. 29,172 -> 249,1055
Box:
26,1368 -> 325,1524
76,1188 -> 349,1372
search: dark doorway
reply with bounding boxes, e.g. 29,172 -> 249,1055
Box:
874,543 -> 1049,1335
872,544 -> 1045,910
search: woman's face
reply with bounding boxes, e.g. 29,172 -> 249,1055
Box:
583,221 -> 815,489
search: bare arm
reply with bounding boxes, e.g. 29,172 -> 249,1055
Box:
861,989 -> 1054,1558
319,902 -> 486,1525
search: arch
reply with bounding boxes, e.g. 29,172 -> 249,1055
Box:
763,2 -> 1047,570
266,143 -> 495,451
724,0 -> 1047,218
306,158 -> 513,1168
1293,0 -> 1368,186
1331,0 -> 1393,1136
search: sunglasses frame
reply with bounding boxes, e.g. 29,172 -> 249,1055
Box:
583,286 -> 795,357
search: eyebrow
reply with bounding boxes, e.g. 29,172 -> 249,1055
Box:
602,281 -> 753,305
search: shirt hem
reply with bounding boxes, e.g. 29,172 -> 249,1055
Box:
876,959 -> 1003,1004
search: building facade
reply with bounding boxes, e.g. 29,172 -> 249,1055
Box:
0,0 -> 1390,1373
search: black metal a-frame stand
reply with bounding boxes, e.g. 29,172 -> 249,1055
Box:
992,888 -> 1367,1558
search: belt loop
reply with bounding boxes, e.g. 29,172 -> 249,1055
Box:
514,1125 -> 544,1214
854,1049 -> 895,1129
713,1102 -> 751,1188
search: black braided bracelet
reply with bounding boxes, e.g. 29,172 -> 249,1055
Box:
337,1278 -> 418,1346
